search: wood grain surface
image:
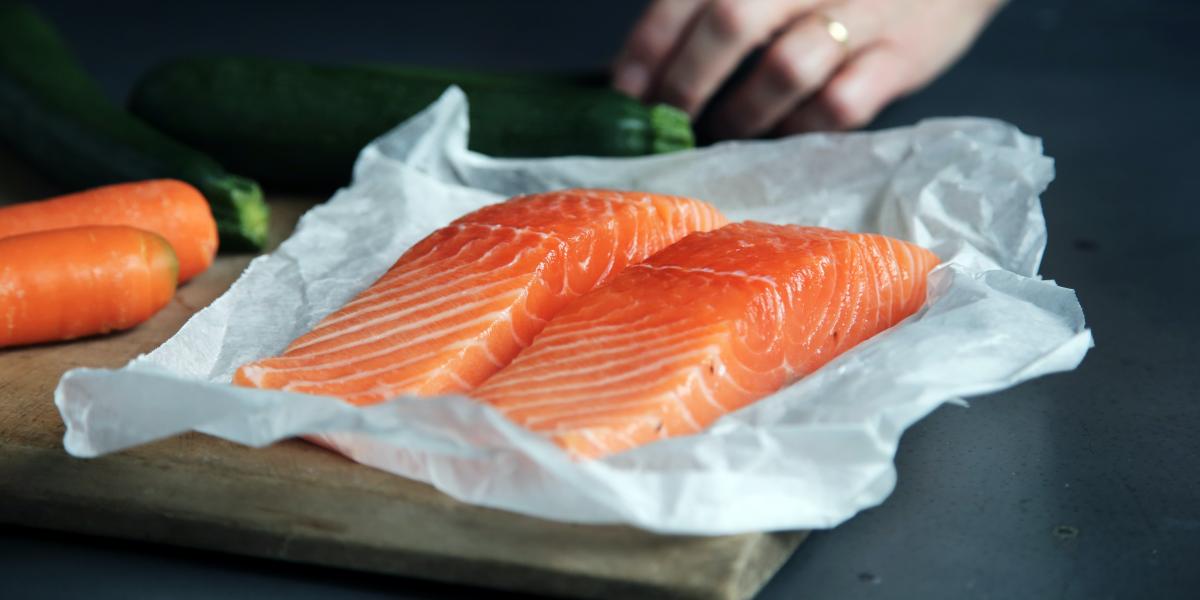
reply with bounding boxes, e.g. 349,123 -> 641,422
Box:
0,146 -> 804,600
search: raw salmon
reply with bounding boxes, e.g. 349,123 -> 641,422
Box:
473,222 -> 940,459
234,189 -> 726,404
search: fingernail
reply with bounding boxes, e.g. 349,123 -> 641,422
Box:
614,62 -> 649,99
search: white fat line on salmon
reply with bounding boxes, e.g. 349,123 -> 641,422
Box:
859,238 -> 886,338
523,391 -> 703,435
876,237 -> 899,325
443,314 -> 525,364
610,430 -> 642,450
343,231 -> 521,306
839,248 -> 868,356
887,236 -> 910,308
353,367 -> 474,399
351,372 -> 441,401
885,238 -> 901,323
369,324 -> 516,393
340,389 -> 397,405
895,237 -> 917,308
385,364 -> 472,397
578,189 -> 640,206
516,398 -> 674,427
685,367 -> 726,420
630,263 -> 781,287
269,308 -> 516,381
451,222 -> 556,239
681,367 -> 715,424
327,238 -> 542,319
505,314 -> 532,352
587,225 -> 623,289
861,237 -> 892,327
748,284 -> 788,350
825,242 -> 857,356
575,229 -> 596,271
516,321 -> 710,363
490,368 -> 693,409
525,311 -> 662,346
288,262 -> 528,350
695,204 -> 713,232
510,345 -> 779,405
234,364 -> 269,386
283,303 -> 529,393
463,332 -> 506,369
491,325 -> 714,379
345,220 -> 569,306
546,238 -> 583,297
710,205 -> 727,230
518,295 -> 550,340
484,346 -> 716,403
283,289 -> 523,361
334,255 -> 505,316
797,242 -> 841,351
553,424 -> 650,454
625,210 -> 640,263
560,429 -> 606,457
520,397 -> 691,430
294,275 -> 526,353
600,195 -> 618,222
276,308 -> 517,384
705,360 -> 765,397
482,327 -> 714,390
447,370 -> 473,392
660,343 -> 791,399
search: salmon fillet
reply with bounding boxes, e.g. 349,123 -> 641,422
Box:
234,189 -> 726,404
473,222 -> 940,459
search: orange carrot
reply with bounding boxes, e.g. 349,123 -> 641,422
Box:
0,179 -> 217,283
0,226 -> 178,348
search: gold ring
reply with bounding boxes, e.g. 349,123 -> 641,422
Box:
821,14 -> 850,48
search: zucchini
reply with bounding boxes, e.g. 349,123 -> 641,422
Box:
128,57 -> 695,191
0,3 -> 268,251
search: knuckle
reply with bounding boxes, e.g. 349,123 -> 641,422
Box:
638,17 -> 675,52
629,25 -> 672,60
762,50 -> 810,93
626,35 -> 665,63
707,0 -> 751,40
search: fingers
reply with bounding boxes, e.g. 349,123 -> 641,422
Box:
707,2 -> 884,139
617,0 -> 1002,138
776,0 -> 1003,135
776,45 -> 912,134
613,0 -> 707,99
650,0 -> 818,117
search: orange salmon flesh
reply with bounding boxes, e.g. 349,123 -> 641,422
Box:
472,222 -> 940,458
234,189 -> 727,404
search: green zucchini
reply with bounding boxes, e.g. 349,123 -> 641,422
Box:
128,57 -> 695,191
0,3 -> 268,251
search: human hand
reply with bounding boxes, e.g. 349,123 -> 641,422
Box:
612,0 -> 1005,139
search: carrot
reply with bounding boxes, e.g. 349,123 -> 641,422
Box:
0,226 -> 178,348
0,179 -> 217,283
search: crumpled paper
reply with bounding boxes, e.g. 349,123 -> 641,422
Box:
55,88 -> 1091,535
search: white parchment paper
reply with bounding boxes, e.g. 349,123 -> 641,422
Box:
55,88 -> 1091,535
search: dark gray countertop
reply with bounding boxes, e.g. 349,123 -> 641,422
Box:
3,0 -> 1198,598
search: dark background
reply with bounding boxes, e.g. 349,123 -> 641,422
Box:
3,1 -> 1199,598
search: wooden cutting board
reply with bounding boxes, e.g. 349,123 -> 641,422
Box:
0,148 -> 804,600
